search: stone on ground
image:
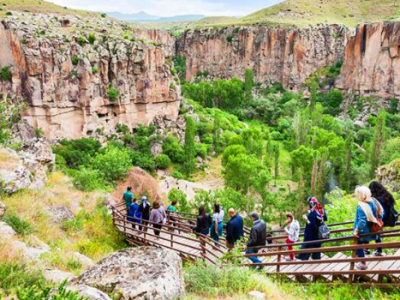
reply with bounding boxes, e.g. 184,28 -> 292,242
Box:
71,247 -> 184,300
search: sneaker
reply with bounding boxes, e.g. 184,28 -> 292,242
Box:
374,251 -> 384,257
355,262 -> 368,270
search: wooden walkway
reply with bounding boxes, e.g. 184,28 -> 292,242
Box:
112,203 -> 400,287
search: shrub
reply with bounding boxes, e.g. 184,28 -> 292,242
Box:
88,33 -> 96,44
5,11 -> 12,16
130,150 -> 155,172
77,35 -> 86,46
101,13 -> 107,18
155,154 -> 171,169
16,280 -> 85,300
107,88 -> 119,101
168,188 -> 190,212
226,35 -> 233,43
93,146 -> 131,183
72,168 -> 104,191
92,66 -> 98,75
0,262 -> 43,295
3,214 -> 34,236
35,128 -> 43,138
171,171 -> 184,180
116,123 -> 130,134
162,135 -> 185,163
0,67 -> 12,81
71,55 -> 79,66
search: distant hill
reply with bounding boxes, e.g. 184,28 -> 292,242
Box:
241,0 -> 400,27
106,11 -> 160,21
106,11 -> 206,23
0,0 -> 100,17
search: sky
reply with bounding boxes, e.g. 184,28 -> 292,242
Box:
46,0 -> 285,17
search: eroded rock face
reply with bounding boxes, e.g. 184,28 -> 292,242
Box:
177,25 -> 348,90
336,22 -> 400,98
376,159 -> 400,191
71,247 -> 184,300
0,13 -> 180,139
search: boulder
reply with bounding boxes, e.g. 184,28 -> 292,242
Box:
11,240 -> 49,261
113,167 -> 160,203
0,201 -> 6,218
71,247 -> 184,300
0,221 -> 16,239
44,269 -> 75,284
67,285 -> 112,300
47,206 -> 74,224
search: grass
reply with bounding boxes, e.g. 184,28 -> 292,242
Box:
1,172 -> 127,273
0,0 -> 101,17
184,261 -> 290,299
240,0 -> 400,27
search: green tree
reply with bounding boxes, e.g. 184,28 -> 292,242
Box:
341,134 -> 354,191
213,111 -> 221,154
222,144 -> 247,167
369,110 -> 386,178
92,146 -> 131,183
168,188 -> 190,212
244,68 -> 254,105
309,79 -> 318,112
273,143 -> 280,186
183,116 -> 196,176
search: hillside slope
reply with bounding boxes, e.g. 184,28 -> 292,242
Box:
242,0 -> 400,27
0,0 -> 100,17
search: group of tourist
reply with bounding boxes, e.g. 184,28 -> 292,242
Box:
122,181 -> 397,271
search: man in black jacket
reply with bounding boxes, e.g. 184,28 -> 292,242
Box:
138,196 -> 150,232
246,212 -> 266,266
226,208 -> 244,249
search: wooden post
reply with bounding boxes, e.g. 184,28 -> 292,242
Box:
171,231 -> 174,248
200,236 -> 206,260
349,237 -> 358,283
277,246 -> 282,273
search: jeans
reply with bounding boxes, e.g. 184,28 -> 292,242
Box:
285,237 -> 295,260
297,243 -> 321,260
356,240 -> 369,257
201,228 -> 210,235
376,235 -> 382,254
246,248 -> 262,264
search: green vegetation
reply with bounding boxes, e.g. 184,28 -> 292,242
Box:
0,262 -> 43,296
107,87 -> 119,101
3,214 -> 34,236
183,116 -> 196,176
88,33 -> 97,44
155,154 -> 171,169
71,55 -> 79,66
0,67 -> 12,82
0,99 -> 25,146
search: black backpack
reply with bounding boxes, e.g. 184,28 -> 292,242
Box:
385,204 -> 399,227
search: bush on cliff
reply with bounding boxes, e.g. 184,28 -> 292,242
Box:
155,154 -> 171,169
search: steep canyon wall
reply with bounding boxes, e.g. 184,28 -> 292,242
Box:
177,25 -> 348,90
0,15 -> 180,139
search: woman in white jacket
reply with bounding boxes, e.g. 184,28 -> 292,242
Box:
284,212 -> 300,261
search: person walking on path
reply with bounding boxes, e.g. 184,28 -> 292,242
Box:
246,212 -> 266,266
122,187 -> 134,213
369,181 -> 398,256
297,197 -> 327,260
226,208 -> 244,249
139,196 -> 150,232
284,212 -> 300,261
195,205 -> 212,236
149,201 -> 165,237
353,186 -> 384,270
210,204 -> 224,244
127,198 -> 140,229
167,201 -> 178,228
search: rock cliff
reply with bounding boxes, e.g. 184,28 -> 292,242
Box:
0,13 -> 180,139
177,25 -> 348,90
336,22 -> 400,98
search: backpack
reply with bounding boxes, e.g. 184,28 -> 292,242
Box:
318,222 -> 330,239
385,204 -> 399,227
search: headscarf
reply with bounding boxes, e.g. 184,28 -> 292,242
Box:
355,186 -> 382,224
307,196 -> 325,221
141,196 -> 149,207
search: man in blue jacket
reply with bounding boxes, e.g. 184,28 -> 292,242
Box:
226,208 -> 244,249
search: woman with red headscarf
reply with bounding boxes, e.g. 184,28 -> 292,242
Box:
296,196 -> 328,260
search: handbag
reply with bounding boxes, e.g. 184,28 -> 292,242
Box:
370,199 -> 384,233
318,222 -> 330,239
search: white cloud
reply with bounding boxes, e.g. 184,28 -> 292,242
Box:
46,0 -> 258,17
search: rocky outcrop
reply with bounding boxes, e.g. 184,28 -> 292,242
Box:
132,28 -> 176,57
177,25 -> 347,90
71,247 -> 184,300
0,13 -> 180,139
336,22 -> 400,98
113,167 -> 161,202
376,159 -> 400,191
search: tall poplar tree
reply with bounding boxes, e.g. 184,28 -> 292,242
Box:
183,116 -> 196,177
369,110 -> 386,178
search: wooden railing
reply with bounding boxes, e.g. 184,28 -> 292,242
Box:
111,203 -> 227,265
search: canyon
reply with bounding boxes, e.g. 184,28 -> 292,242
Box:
1,12 -> 400,139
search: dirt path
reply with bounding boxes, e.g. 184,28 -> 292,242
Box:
157,158 -> 224,202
